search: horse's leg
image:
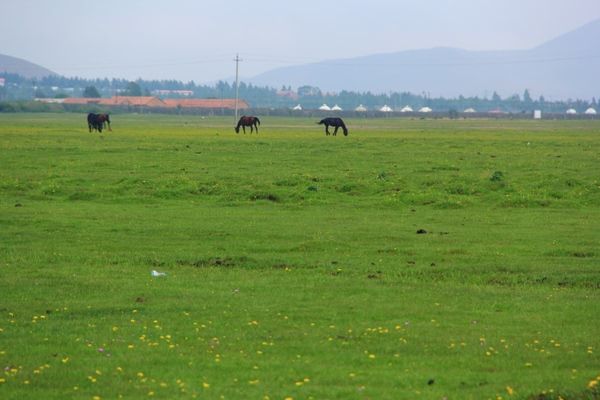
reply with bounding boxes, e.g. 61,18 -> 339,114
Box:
334,126 -> 339,136
243,126 -> 246,134
255,123 -> 259,134
325,125 -> 330,135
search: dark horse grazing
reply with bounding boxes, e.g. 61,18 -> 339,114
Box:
87,113 -> 112,133
235,116 -> 260,134
318,117 -> 348,136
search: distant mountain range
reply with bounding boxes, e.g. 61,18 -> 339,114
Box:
0,53 -> 57,79
250,19 -> 600,99
2,19 -> 599,100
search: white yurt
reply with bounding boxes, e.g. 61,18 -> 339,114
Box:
331,104 -> 343,111
584,107 -> 597,115
464,108 -> 476,113
379,105 -> 393,112
400,105 -> 413,112
566,108 -> 577,115
355,104 -> 367,112
419,107 -> 433,113
319,104 -> 331,111
292,104 -> 302,111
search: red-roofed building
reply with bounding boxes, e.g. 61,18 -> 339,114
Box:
111,96 -> 167,107
62,96 -> 248,110
63,96 -> 167,107
62,97 -> 107,105
163,99 -> 249,109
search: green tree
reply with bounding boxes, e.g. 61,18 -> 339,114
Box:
523,89 -> 532,104
83,86 -> 101,98
492,91 -> 501,104
34,88 -> 47,98
124,81 -> 142,96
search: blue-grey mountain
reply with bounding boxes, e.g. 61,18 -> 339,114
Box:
250,19 -> 600,99
0,53 -> 57,79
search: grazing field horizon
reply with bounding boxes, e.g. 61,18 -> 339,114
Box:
0,114 -> 599,399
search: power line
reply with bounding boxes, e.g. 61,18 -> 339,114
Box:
39,52 -> 600,75
245,53 -> 600,68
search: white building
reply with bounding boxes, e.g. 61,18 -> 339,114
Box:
584,107 -> 597,115
566,108 -> 577,114
355,104 -> 367,112
419,107 -> 433,113
379,105 -> 393,112
464,108 -> 476,113
319,104 -> 331,111
400,105 -> 413,112
153,89 -> 194,97
331,104 -> 343,111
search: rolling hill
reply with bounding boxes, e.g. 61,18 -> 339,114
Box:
0,53 -> 57,79
250,19 -> 600,99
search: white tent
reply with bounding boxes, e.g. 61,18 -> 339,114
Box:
292,104 -> 302,111
566,108 -> 577,114
355,104 -> 367,112
419,107 -> 433,113
585,107 -> 597,115
464,108 -> 476,113
400,105 -> 413,112
379,105 -> 393,112
331,104 -> 343,111
319,104 -> 331,111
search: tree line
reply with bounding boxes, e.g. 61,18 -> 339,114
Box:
0,73 -> 597,113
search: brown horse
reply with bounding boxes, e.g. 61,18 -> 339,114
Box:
96,113 -> 111,132
235,116 -> 260,134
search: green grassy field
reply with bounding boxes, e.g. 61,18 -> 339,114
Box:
0,113 -> 599,399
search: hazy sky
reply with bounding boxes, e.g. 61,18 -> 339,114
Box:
2,0 -> 599,83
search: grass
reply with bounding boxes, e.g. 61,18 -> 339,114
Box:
0,113 -> 599,399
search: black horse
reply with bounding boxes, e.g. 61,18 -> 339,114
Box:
318,117 -> 348,136
235,116 -> 260,134
87,113 -> 112,133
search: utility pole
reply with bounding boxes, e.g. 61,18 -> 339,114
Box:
234,53 -> 242,123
